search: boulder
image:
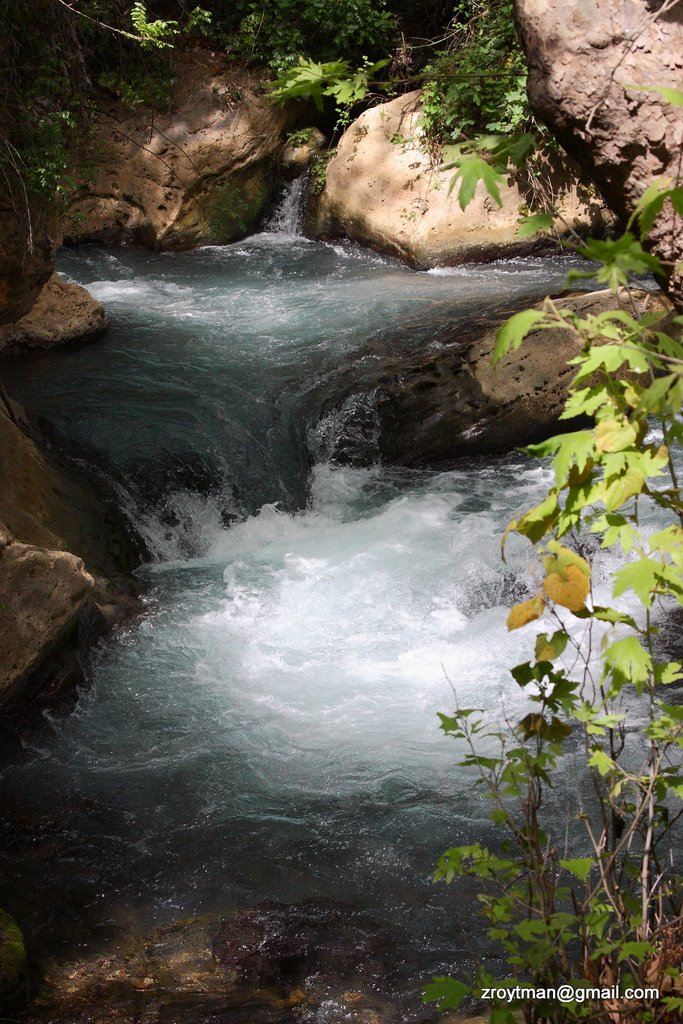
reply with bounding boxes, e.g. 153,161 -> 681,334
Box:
62,51 -> 295,250
0,273 -> 105,351
513,0 -> 683,307
0,392 -> 140,709
311,91 -> 608,268
318,289 -> 668,467
0,522 -> 95,710
282,127 -> 326,177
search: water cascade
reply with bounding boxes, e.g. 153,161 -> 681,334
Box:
0,237 -> 625,1019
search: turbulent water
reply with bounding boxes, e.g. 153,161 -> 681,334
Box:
0,226 -> 630,1017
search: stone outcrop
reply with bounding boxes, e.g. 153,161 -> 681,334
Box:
0,273 -> 105,351
318,289 -> 667,467
0,173 -> 56,325
310,91 -> 608,268
0,523 -> 94,710
513,0 -> 683,307
63,51 -> 296,250
0,393 -> 139,710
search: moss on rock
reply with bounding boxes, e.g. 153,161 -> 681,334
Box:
0,908 -> 26,1005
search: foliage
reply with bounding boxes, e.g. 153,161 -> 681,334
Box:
217,0 -> 396,72
418,0 -> 531,146
269,55 -> 390,128
427,102 -> 683,1023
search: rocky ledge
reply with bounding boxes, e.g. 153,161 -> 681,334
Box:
62,51 -> 297,250
315,288 -> 669,467
0,273 -> 105,352
0,392 -> 139,712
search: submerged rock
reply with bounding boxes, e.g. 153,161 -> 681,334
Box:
27,904 -> 399,1024
310,91 -> 608,268
0,273 -> 105,352
317,288 -> 668,467
62,51 -> 295,250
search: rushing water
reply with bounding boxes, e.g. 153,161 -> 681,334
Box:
0,226 -> 631,1017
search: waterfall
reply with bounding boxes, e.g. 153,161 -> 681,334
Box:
266,174 -> 307,235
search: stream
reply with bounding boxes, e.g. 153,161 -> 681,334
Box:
0,199 -> 632,1020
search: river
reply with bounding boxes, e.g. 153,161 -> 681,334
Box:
0,206 -> 620,1020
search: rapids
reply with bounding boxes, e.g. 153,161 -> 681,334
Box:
0,221 -> 627,1018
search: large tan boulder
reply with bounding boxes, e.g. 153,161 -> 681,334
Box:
312,91 -> 607,268
0,273 -> 105,351
63,51 -> 295,249
514,0 -> 683,307
0,522 -> 94,709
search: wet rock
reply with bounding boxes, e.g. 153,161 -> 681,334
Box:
0,273 -> 105,351
213,901 -> 395,989
282,128 -> 326,178
62,52 -> 296,250
26,905 -> 396,1024
514,0 -> 683,307
318,289 -> 669,466
310,91 -> 608,268
0,908 -> 26,1011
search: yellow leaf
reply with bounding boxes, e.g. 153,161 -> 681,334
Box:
543,541 -> 591,579
595,418 -> 637,453
544,565 -> 590,611
507,595 -> 545,631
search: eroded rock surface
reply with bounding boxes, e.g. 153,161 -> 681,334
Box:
0,393 -> 139,709
514,0 -> 683,306
0,174 -> 56,325
317,289 -> 668,467
311,91 -> 607,268
0,523 -> 95,710
63,51 -> 295,249
0,273 -> 105,351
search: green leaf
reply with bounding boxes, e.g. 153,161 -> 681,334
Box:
604,636 -> 652,691
517,211 -> 555,238
613,558 -> 660,607
560,857 -> 594,882
492,309 -> 546,366
589,748 -> 615,777
627,84 -> 683,107
423,976 -> 470,1010
449,155 -> 505,210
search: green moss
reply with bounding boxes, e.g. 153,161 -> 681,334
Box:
0,909 -> 26,1001
203,177 -> 270,242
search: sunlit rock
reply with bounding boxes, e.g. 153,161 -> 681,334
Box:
311,91 -> 608,268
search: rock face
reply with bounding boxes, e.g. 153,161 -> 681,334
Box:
0,394 -> 139,710
0,273 -> 105,351
0,174 -> 56,325
63,51 -> 295,250
513,0 -> 683,307
318,289 -> 667,467
311,91 -> 607,268
0,523 -> 94,710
